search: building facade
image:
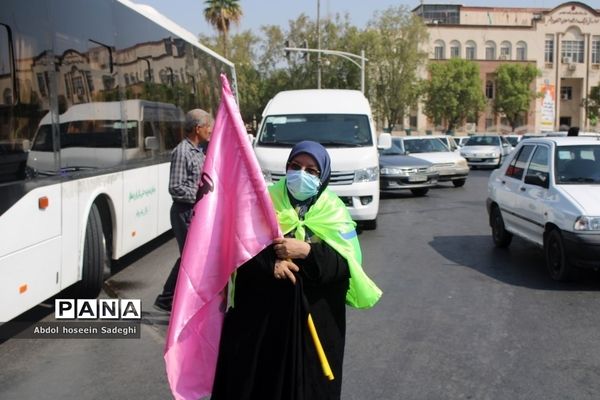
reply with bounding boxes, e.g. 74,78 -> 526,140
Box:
412,1 -> 600,133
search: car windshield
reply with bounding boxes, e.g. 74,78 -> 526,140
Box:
464,136 -> 500,146
379,138 -> 404,155
403,138 -> 448,153
554,145 -> 600,184
257,114 -> 372,147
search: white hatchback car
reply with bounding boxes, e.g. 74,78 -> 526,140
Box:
460,135 -> 513,168
487,136 -> 600,281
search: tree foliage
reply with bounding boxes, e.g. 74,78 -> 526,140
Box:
422,58 -> 486,132
366,6 -> 429,131
493,63 -> 540,131
203,0 -> 243,58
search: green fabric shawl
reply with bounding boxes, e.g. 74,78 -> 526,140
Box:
269,179 -> 382,309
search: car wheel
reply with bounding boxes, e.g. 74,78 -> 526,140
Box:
410,188 -> 429,196
490,206 -> 512,248
544,229 -> 572,281
452,179 -> 466,188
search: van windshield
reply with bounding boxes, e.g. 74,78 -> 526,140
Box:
257,114 -> 372,147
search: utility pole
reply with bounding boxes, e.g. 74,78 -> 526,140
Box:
317,0 -> 321,89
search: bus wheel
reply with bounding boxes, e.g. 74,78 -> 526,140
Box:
79,204 -> 107,298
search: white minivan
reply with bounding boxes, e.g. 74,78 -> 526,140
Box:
254,89 -> 391,230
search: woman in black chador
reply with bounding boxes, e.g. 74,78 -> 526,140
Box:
211,141 -> 381,400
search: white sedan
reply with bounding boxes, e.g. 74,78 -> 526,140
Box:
487,136 -> 600,281
397,136 -> 469,187
460,135 -> 513,168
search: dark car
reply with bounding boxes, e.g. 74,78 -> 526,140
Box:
379,146 -> 439,196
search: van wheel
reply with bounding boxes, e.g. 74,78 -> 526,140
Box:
452,179 -> 466,187
491,206 -> 512,248
78,204 -> 108,298
545,229 -> 572,281
361,219 -> 377,230
410,188 -> 429,196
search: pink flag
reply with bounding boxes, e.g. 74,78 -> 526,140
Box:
164,74 -> 282,400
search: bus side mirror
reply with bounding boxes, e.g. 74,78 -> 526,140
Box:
378,133 -> 392,150
144,136 -> 159,151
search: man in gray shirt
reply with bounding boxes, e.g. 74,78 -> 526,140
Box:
154,109 -> 213,312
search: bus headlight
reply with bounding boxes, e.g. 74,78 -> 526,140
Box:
574,216 -> 600,231
354,166 -> 379,182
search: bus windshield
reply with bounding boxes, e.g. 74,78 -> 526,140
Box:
258,114 -> 373,147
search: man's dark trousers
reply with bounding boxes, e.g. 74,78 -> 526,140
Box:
161,201 -> 194,297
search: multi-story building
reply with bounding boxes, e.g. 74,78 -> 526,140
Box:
412,1 -> 600,133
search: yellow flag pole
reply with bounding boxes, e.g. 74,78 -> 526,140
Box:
307,313 -> 334,381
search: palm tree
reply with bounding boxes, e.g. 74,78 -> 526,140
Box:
203,0 -> 243,58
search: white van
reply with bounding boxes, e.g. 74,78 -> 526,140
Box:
254,89 -> 391,229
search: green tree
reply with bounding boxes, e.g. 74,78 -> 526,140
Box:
423,58 -> 486,133
584,85 -> 600,127
493,63 -> 540,131
203,0 -> 243,58
367,6 -> 429,131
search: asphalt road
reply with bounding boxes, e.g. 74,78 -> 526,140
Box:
2,169 -> 600,399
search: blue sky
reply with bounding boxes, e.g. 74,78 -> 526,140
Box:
133,0 -> 570,38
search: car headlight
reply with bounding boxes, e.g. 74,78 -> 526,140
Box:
574,216 -> 600,231
456,159 -> 468,168
262,170 -> 272,183
355,166 -> 379,182
380,167 -> 403,176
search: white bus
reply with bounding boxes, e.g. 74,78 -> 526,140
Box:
0,0 -> 237,322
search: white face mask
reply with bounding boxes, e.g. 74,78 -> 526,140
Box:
286,170 -> 321,201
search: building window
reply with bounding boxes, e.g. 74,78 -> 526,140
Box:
465,41 -> 476,60
500,41 -> 511,60
3,88 -> 12,105
545,36 -> 554,63
434,40 -> 445,59
560,86 -> 572,100
450,41 -> 460,58
37,73 -> 47,97
416,4 -> 460,24
516,41 -> 527,61
485,118 -> 494,129
486,81 -> 494,99
561,40 -> 584,63
592,36 -> 600,64
485,41 -> 496,60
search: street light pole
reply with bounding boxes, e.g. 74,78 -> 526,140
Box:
360,49 -> 365,94
284,46 -> 368,93
317,0 -> 321,89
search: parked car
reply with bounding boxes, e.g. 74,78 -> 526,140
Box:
430,135 -> 460,152
504,134 -> 522,147
459,135 -> 513,168
379,140 -> 439,196
454,136 -> 470,147
487,136 -> 600,281
397,136 -> 469,187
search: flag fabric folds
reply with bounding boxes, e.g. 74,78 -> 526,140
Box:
164,74 -> 282,400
